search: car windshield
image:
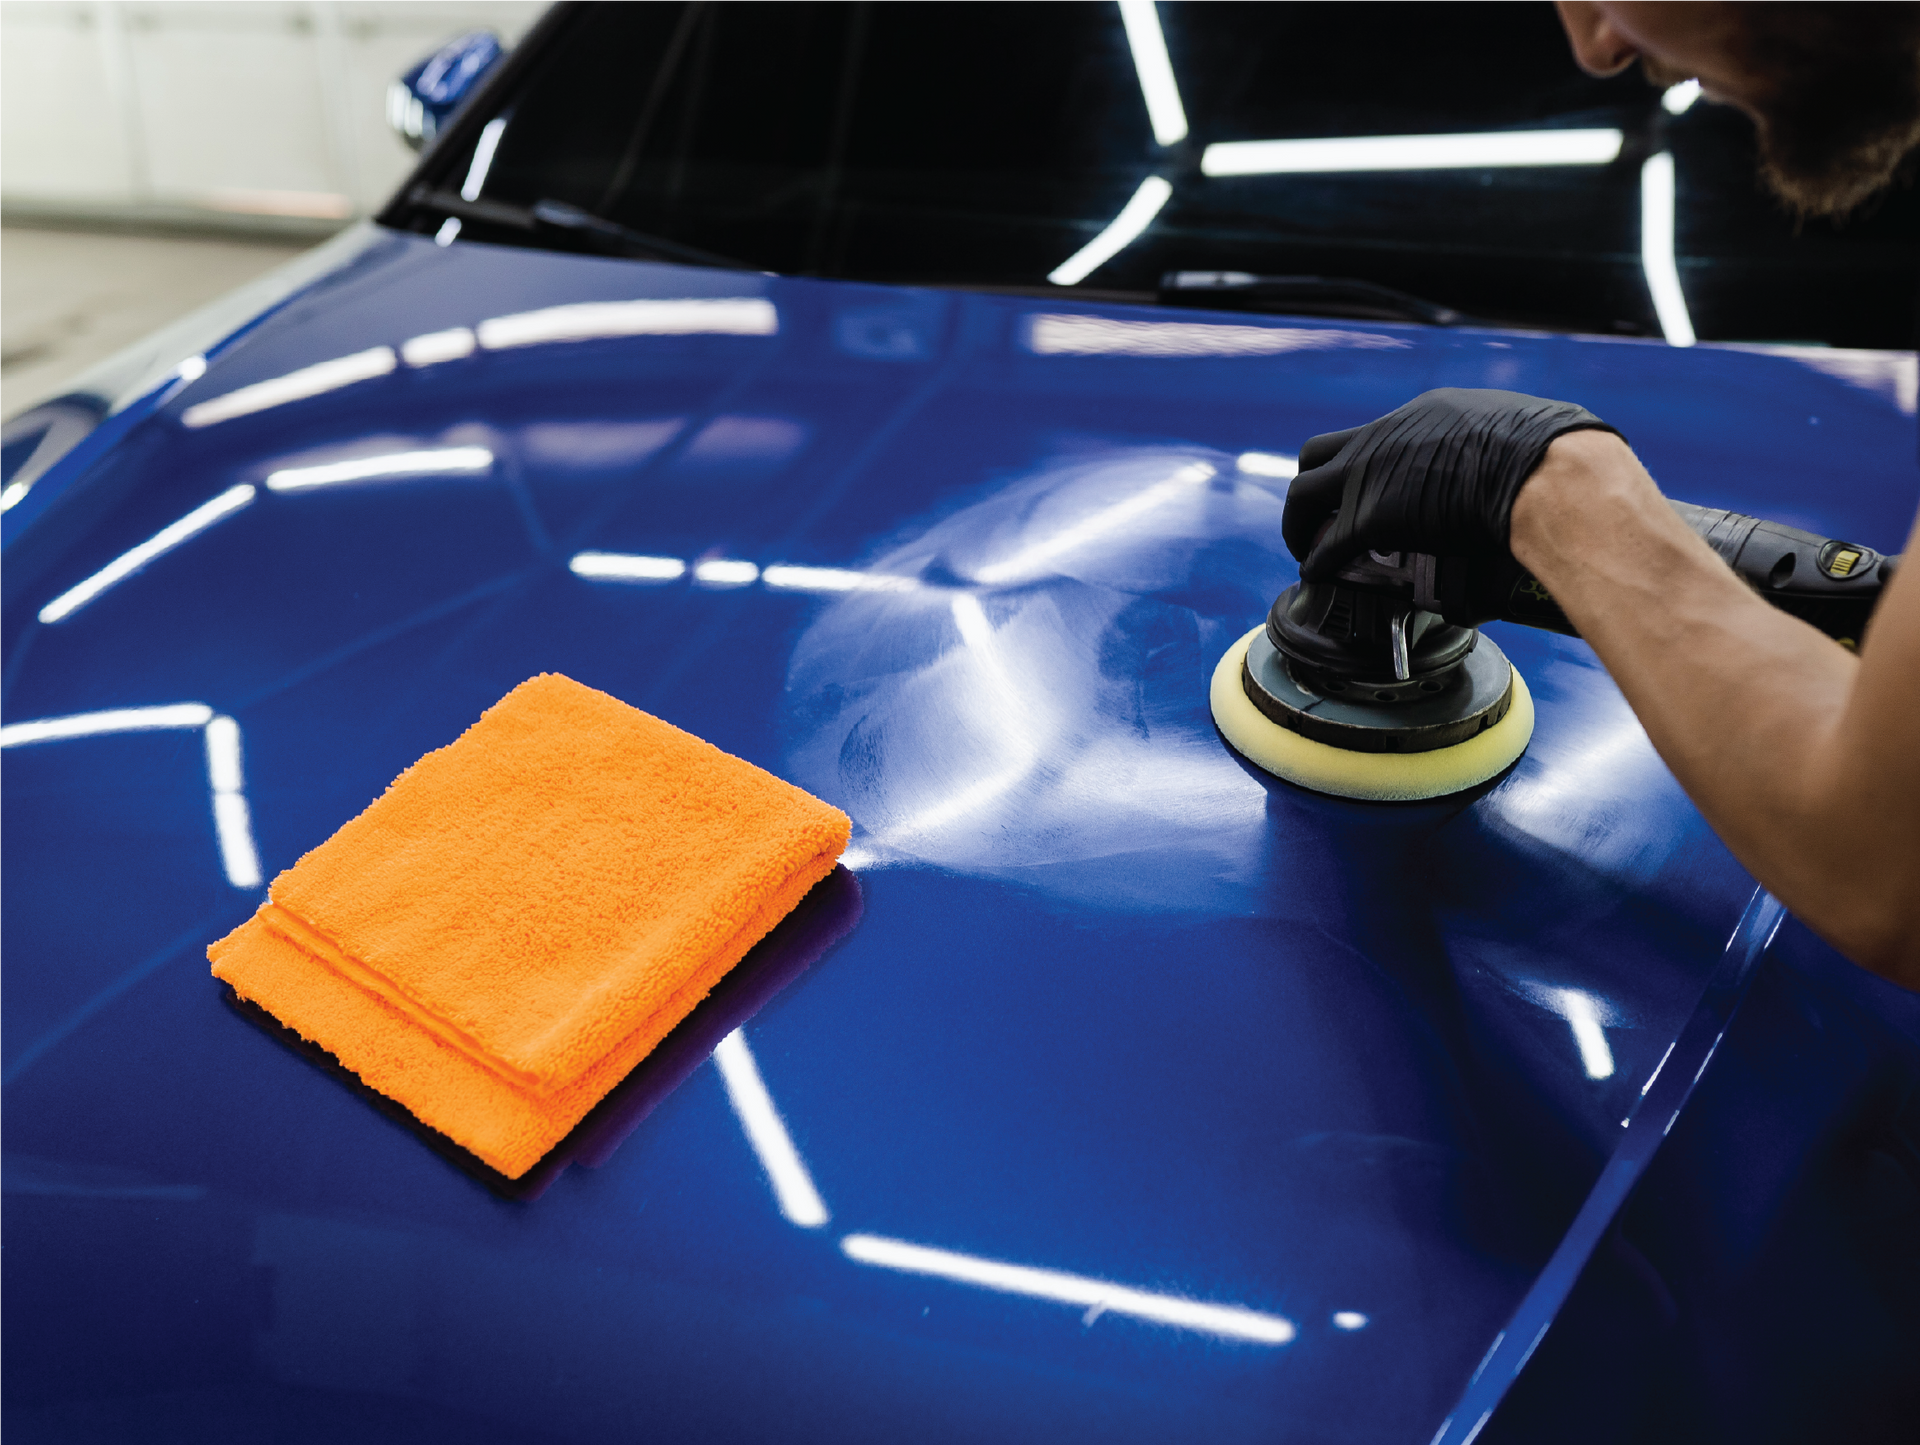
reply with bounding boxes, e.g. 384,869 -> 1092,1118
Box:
385,0 -> 1916,349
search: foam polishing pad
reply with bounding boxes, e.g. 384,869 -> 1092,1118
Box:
1210,626 -> 1534,802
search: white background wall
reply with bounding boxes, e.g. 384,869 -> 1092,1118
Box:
2,1 -> 548,225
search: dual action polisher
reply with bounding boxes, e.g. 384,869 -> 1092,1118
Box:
1212,502 -> 1898,801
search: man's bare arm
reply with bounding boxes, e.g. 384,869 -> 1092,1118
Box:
1512,429 -> 1920,989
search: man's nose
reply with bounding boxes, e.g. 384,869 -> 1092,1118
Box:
1554,1 -> 1641,77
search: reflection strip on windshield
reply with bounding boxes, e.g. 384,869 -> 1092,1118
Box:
1640,152 -> 1696,347
462,116 -> 508,202
1201,128 -> 1623,176
842,1234 -> 1296,1343
1048,176 -> 1174,287
1119,0 -> 1187,146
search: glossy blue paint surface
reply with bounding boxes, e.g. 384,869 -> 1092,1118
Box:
5,230 -> 1918,1443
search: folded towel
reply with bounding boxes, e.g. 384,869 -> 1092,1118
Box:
210,673 -> 850,1178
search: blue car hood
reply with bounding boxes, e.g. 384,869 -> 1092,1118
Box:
5,228 -> 1918,1444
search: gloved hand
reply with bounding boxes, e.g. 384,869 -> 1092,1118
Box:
1281,388 -> 1622,599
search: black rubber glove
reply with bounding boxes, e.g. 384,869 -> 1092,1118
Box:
1282,388 -> 1622,590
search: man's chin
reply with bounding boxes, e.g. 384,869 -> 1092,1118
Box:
1757,117 -> 1920,217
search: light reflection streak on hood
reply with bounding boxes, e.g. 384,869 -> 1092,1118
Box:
877,594 -> 1044,843
1,704 -> 263,892
175,296 -> 776,433
37,485 -> 256,624
204,716 -> 262,888
712,1030 -> 828,1227
1515,980 -> 1622,1082
762,564 -> 919,594
1556,988 -> 1616,1079
1,703 -> 214,747
475,298 -> 778,349
1026,312 -> 1409,358
181,348 -> 397,428
974,460 -> 1214,584
1496,713 -> 1658,834
784,449 -> 1285,902
265,446 -> 493,491
842,1233 -> 1295,1344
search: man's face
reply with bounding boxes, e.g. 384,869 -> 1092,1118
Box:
1556,1 -> 1920,216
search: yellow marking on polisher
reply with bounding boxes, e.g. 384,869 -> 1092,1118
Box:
1209,626 -> 1534,802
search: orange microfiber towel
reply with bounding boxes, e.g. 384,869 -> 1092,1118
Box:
210,673 -> 850,1179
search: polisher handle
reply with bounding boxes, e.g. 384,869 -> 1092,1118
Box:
1490,501 -> 1897,649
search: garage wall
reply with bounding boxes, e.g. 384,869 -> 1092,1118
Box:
1,1 -> 548,232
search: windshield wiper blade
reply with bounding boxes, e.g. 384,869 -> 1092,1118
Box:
408,187 -> 746,270
1159,271 -> 1474,327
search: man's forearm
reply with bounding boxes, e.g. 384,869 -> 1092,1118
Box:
1510,430 -> 1920,986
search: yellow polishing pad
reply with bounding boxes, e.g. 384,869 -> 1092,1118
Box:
1210,626 -> 1534,802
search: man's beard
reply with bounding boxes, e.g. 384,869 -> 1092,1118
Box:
1760,108 -> 1920,218
1658,4 -> 1920,218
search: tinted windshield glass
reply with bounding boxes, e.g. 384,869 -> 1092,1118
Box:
387,1 -> 1917,348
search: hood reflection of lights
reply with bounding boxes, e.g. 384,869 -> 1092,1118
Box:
204,715 -> 262,888
842,1234 -> 1296,1344
569,554 -> 923,594
878,594 -> 1043,842
2,704 -> 263,891
401,327 -> 477,365
785,449 -> 1286,904
694,558 -> 760,587
38,484 -> 256,624
1489,683 -> 1711,894
1,703 -> 214,748
1554,988 -> 1616,1080
762,565 -> 918,594
265,446 -> 493,491
1514,979 -> 1622,1082
475,298 -> 778,349
570,552 -> 687,582
1237,451 -> 1298,480
973,461 -> 1214,584
181,347 -> 397,429
712,1030 -> 829,1227
176,302 -> 770,430
1026,312 -> 1408,358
